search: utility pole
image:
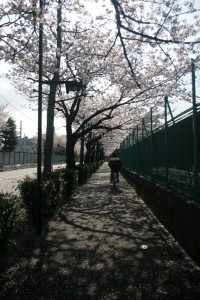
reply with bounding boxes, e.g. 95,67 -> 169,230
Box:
20,121 -> 22,139
192,60 -> 198,201
36,0 -> 44,235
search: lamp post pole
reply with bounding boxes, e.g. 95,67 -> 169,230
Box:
192,60 -> 198,201
36,0 -> 44,236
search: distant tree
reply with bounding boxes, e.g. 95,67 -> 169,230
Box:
84,132 -> 102,164
53,134 -> 66,155
1,117 -> 19,151
0,104 -> 9,130
0,104 -> 9,149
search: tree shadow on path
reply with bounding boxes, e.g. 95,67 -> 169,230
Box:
1,163 -> 200,299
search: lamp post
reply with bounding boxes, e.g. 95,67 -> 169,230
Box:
36,0 -> 44,236
36,0 -> 85,236
42,79 -> 84,94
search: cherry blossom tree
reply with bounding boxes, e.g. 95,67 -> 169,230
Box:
108,0 -> 200,89
0,0 -> 39,60
0,104 -> 9,131
0,0 -> 120,169
0,0 -> 200,169
0,104 -> 9,148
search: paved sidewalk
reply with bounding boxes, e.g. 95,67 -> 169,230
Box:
0,163 -> 200,299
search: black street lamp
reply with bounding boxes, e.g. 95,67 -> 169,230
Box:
42,79 -> 84,94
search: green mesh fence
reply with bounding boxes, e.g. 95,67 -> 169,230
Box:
117,62 -> 200,201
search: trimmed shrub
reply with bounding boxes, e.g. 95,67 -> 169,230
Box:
17,176 -> 37,224
42,169 -> 63,214
87,164 -> 93,177
77,165 -> 88,185
0,193 -> 23,253
92,162 -> 97,172
17,170 -> 63,222
77,161 -> 103,184
61,167 -> 77,197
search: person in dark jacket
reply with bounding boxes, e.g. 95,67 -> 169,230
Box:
108,153 -> 122,183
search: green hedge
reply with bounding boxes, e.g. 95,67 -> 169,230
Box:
17,170 -> 62,223
0,193 -> 24,253
42,169 -> 63,214
76,164 -> 88,185
76,162 -> 100,184
17,176 -> 37,224
0,161 -> 104,253
17,162 -> 103,221
60,167 -> 78,197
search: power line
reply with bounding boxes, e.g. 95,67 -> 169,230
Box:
0,93 -> 37,123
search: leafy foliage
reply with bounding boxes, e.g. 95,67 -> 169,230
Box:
17,171 -> 62,223
0,193 -> 24,253
60,167 -> 78,197
17,176 -> 37,224
0,117 -> 19,152
42,169 -> 63,212
77,164 -> 89,185
1,161 -> 103,254
0,104 -> 9,133
17,162 -> 102,222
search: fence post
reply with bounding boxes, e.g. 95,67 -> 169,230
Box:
165,96 -> 169,188
131,129 -> 134,171
3,151 -> 5,165
150,108 -> 153,180
128,134 -> 131,169
8,151 -> 11,166
142,118 -> 145,174
136,125 -> 139,172
192,60 -> 198,201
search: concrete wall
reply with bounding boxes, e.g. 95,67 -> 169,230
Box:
121,167 -> 200,267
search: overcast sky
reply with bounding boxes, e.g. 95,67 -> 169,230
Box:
0,63 -> 66,138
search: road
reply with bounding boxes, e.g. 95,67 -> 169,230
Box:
0,164 -> 66,194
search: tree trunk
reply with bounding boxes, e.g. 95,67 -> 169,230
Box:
43,86 -> 57,174
79,126 -> 84,165
80,134 -> 84,165
65,121 -> 76,168
43,2 -> 62,174
84,140 -> 92,164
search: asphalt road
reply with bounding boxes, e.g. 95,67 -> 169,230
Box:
0,164 -> 66,194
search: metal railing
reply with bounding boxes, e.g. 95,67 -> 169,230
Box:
117,61 -> 200,201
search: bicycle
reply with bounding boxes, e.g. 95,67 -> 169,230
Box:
111,171 -> 118,189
